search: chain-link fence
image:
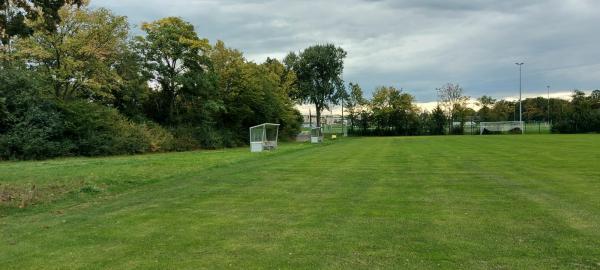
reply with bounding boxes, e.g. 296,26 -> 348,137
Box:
460,121 -> 552,135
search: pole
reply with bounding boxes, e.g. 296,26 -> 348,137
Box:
519,64 -> 522,125
516,62 -> 524,134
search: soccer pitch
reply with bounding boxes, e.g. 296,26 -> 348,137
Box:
1,135 -> 599,269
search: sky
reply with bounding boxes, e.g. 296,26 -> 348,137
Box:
92,0 -> 600,105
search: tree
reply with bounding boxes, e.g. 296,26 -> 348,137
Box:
476,95 -> 496,122
209,40 -> 301,145
522,97 -> 547,121
430,106 -> 446,135
369,86 -> 420,135
437,83 -> 469,116
477,95 -> 496,108
371,86 -> 394,132
490,100 -> 515,121
591,90 -> 600,110
15,4 -> 130,102
345,82 -> 366,131
135,17 -> 212,125
284,44 -> 346,127
437,83 -> 469,133
1,0 -> 83,47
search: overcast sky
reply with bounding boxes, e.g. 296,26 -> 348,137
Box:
92,0 -> 600,103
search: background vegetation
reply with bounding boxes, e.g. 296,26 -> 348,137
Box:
344,83 -> 600,136
1,1 -> 598,160
1,1 -> 302,159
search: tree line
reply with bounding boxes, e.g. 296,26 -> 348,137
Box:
1,1 -> 312,159
1,1 -> 598,160
343,83 -> 600,136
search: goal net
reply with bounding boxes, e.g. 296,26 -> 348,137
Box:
249,123 -> 280,152
479,121 -> 524,135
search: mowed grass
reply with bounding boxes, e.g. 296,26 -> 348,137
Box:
1,135 -> 600,269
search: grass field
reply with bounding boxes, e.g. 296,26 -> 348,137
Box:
1,135 -> 600,269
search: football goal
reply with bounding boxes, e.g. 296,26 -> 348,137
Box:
249,123 -> 280,152
480,121 -> 524,135
311,127 -> 323,143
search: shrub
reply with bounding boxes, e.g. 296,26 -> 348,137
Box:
170,126 -> 202,151
140,123 -> 175,152
60,101 -> 178,156
170,125 -> 226,150
0,70 -> 75,159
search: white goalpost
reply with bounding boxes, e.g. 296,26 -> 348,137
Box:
479,121 -> 524,135
249,123 -> 280,152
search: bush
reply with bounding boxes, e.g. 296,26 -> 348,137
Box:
0,69 -> 75,159
60,101 -> 178,156
170,126 -> 202,151
171,125 -> 225,150
140,123 -> 175,152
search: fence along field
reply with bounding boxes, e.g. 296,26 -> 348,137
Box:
1,135 -> 600,269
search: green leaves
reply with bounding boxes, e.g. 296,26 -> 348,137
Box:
285,44 -> 347,127
0,0 -> 84,45
135,17 -> 213,125
14,4 -> 130,102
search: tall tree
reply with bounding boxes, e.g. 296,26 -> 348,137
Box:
437,83 -> 469,117
284,44 -> 346,127
1,0 -> 83,47
135,17 -> 212,125
437,83 -> 469,133
15,4 -> 130,102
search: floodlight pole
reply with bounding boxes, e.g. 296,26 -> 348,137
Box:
516,62 -> 524,134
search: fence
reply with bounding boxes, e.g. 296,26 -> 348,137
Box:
462,121 -> 552,135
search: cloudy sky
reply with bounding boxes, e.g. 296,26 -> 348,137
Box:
93,0 -> 600,103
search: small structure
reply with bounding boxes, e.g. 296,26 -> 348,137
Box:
311,127 -> 323,144
249,123 -> 280,152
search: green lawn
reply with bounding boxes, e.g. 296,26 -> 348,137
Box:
1,135 -> 600,269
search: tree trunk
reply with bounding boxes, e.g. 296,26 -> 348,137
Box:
315,105 -> 322,128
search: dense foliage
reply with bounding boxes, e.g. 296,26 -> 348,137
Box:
552,90 -> 600,133
1,0 -> 83,46
1,3 -> 301,160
